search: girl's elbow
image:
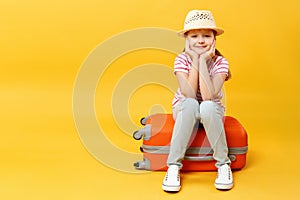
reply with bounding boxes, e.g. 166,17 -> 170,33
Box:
202,92 -> 217,101
202,96 -> 213,101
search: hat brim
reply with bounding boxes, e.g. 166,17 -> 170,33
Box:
177,27 -> 224,37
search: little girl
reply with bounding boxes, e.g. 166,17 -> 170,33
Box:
162,10 -> 233,192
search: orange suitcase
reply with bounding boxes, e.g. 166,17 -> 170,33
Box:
133,113 -> 248,171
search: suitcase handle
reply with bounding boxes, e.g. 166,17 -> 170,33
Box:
184,155 -> 236,162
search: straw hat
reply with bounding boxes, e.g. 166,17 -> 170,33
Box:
178,10 -> 224,37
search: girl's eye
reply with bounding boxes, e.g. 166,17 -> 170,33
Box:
204,35 -> 212,37
191,35 -> 198,38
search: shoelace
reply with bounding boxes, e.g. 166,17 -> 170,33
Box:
165,168 -> 179,181
218,165 -> 231,180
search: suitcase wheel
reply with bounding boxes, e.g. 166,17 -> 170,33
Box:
133,130 -> 142,140
133,161 -> 146,170
133,162 -> 140,168
139,146 -> 144,152
133,158 -> 150,170
133,124 -> 152,141
140,117 -> 147,125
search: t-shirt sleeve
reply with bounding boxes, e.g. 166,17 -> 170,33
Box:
211,56 -> 229,77
174,53 -> 190,74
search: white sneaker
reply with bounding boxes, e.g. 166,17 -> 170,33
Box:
162,165 -> 181,192
214,164 -> 233,190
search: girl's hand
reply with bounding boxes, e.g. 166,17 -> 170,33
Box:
185,39 -> 198,61
200,39 -> 216,61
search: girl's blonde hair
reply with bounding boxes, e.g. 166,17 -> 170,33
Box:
214,49 -> 232,81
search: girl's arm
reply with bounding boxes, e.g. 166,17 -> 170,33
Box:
175,60 -> 199,98
176,40 -> 200,98
198,40 -> 227,100
199,59 -> 227,100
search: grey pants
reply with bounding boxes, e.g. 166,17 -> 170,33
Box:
167,98 -> 231,168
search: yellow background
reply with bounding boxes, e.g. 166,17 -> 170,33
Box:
1,0 -> 300,199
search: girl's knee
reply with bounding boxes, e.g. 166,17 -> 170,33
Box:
199,101 -> 217,119
182,98 -> 199,109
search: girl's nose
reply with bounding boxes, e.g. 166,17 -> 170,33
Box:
198,37 -> 205,44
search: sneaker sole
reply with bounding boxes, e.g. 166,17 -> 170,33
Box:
162,184 -> 181,192
214,182 -> 233,190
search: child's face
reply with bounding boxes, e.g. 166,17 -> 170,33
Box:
186,29 -> 215,55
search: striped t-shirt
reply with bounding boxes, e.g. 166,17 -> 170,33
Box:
172,52 -> 229,109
